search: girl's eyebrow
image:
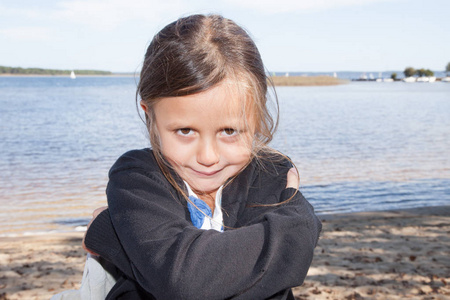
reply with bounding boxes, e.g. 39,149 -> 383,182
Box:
164,118 -> 245,130
165,121 -> 192,129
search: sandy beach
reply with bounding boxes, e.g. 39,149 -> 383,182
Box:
1,206 -> 449,300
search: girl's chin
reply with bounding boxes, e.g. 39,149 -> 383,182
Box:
191,184 -> 220,193
186,181 -> 222,195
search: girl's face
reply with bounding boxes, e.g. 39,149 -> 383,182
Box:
149,82 -> 254,200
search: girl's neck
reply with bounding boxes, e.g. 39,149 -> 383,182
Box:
197,192 -> 217,213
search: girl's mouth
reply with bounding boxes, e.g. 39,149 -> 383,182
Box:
191,168 -> 223,177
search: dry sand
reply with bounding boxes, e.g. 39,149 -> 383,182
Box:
293,206 -> 450,300
0,206 -> 449,300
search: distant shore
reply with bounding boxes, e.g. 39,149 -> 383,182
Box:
0,66 -> 112,76
270,75 -> 348,86
1,205 -> 448,299
0,73 -> 136,77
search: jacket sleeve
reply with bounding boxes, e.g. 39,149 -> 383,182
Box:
85,150 -> 321,300
84,208 -> 134,278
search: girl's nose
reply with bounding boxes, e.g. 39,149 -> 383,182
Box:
197,139 -> 220,167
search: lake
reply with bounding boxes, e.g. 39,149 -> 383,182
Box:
0,76 -> 449,236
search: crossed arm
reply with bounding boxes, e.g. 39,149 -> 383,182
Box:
83,151 -> 321,299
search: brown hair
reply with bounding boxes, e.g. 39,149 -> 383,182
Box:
137,14 -> 295,205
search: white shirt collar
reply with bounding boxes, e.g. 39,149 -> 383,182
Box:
184,181 -> 224,231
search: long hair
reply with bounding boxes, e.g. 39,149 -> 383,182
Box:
137,14 -> 294,207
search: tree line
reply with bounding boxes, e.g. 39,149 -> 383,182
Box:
402,62 -> 450,78
403,67 -> 434,78
0,66 -> 112,75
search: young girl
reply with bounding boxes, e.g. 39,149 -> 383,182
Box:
80,14 -> 321,300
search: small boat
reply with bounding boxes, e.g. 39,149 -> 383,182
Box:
416,77 -> 429,82
70,71 -> 76,79
441,77 -> 450,82
402,77 -> 416,83
375,72 -> 383,82
383,78 -> 394,82
428,77 -> 436,83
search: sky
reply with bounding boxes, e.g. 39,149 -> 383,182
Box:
0,0 -> 449,73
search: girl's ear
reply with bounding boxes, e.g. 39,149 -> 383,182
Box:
140,101 -> 148,113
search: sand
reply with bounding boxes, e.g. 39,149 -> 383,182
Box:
293,206 -> 450,300
0,233 -> 85,299
1,206 -> 449,300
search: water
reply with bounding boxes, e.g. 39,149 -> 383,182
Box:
0,77 -> 449,236
273,83 -> 450,213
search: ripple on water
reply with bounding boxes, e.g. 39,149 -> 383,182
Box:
1,78 -> 449,235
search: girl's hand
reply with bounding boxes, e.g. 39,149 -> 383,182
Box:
82,206 -> 108,256
286,167 -> 299,189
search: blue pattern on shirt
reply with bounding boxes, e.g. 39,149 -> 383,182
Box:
187,195 -> 212,229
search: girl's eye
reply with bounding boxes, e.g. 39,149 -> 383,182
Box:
221,128 -> 238,136
177,128 -> 194,136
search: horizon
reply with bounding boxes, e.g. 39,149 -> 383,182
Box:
1,0 -> 449,73
1,65 -> 447,75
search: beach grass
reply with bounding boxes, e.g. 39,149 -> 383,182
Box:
269,75 -> 348,86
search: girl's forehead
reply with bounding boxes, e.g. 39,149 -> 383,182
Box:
154,82 -> 255,128
161,81 -> 251,111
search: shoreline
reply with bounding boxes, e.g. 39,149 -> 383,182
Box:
1,205 -> 448,299
318,204 -> 450,220
1,204 -> 447,238
0,74 -> 136,77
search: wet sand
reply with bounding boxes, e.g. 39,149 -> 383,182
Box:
1,206 -> 449,299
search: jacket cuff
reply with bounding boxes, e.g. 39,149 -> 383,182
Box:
84,209 -> 134,277
280,188 -> 299,204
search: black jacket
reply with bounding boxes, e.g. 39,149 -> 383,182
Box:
85,149 -> 321,299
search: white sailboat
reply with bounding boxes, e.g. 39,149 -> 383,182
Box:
70,71 -> 76,79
